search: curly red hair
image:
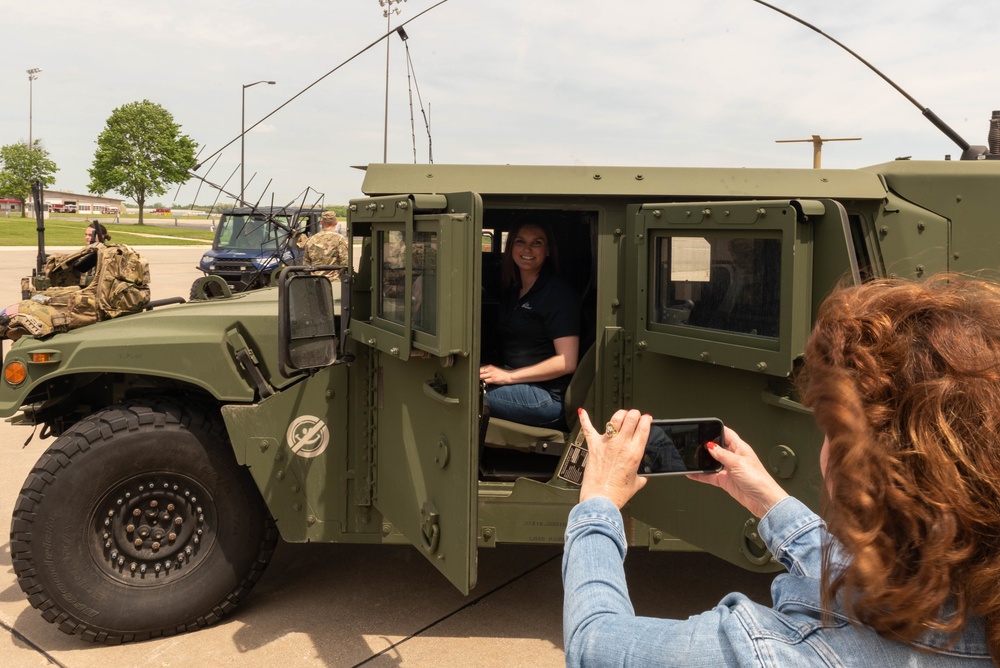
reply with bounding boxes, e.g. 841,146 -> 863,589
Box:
801,275 -> 1000,660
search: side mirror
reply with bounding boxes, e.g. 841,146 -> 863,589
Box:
278,268 -> 338,377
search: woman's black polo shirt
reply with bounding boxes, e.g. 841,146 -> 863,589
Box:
497,267 -> 580,399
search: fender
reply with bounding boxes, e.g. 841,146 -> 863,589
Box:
0,289 -> 291,418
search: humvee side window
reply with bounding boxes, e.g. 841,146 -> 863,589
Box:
411,230 -> 438,335
653,235 -> 782,338
378,230 -> 407,323
377,229 -> 439,335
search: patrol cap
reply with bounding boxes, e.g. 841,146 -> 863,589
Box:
321,210 -> 338,222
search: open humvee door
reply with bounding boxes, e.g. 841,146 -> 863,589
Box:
619,199 -> 842,570
348,192 -> 484,593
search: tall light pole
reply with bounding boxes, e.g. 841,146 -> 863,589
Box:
241,80 -> 276,203
26,68 -> 42,148
379,0 -> 406,163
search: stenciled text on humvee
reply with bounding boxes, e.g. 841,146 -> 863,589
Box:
3,152 -> 1000,643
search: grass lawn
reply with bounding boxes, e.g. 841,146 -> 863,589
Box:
0,218 -> 214,246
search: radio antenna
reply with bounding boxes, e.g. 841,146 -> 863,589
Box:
751,0 -> 988,159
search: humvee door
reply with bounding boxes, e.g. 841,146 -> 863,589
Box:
348,193 -> 483,593
621,199 -> 849,570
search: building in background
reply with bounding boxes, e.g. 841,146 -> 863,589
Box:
22,190 -> 126,217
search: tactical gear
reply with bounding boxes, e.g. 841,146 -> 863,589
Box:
1,244 -> 150,341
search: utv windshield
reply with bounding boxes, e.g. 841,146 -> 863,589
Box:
216,214 -> 294,250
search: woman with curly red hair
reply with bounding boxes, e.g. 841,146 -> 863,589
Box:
563,275 -> 997,666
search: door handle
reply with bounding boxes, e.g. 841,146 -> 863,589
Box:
759,390 -> 812,415
423,378 -> 460,405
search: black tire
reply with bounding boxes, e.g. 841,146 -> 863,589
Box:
10,402 -> 277,644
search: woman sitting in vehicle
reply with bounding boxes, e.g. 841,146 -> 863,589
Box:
479,221 -> 580,429
564,275 -> 999,666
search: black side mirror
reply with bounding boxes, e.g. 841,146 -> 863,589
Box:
278,268 -> 338,377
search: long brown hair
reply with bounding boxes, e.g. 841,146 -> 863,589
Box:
800,275 -> 1000,660
501,220 -> 560,290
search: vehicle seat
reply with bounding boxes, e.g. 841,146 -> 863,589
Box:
483,343 -> 596,455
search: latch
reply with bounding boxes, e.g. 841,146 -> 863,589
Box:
420,502 -> 440,554
227,327 -> 274,399
741,516 -> 774,566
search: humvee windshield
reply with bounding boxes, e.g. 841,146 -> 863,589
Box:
216,213 -> 294,250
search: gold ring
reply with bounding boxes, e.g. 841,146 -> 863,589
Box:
605,422 -> 617,436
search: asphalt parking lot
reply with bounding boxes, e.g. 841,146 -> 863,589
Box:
0,245 -> 775,667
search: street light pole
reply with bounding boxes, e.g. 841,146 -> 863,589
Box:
241,80 -> 276,203
26,68 -> 42,148
379,0 -> 406,163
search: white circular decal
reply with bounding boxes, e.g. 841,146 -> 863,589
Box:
286,415 -> 330,459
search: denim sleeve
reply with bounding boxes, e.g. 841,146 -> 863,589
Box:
757,497 -> 827,579
563,497 -> 743,667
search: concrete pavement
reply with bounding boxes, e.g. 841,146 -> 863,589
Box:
0,246 -> 776,667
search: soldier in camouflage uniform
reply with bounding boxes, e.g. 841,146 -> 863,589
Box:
303,211 -> 349,281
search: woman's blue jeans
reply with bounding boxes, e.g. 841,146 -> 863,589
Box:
485,383 -> 565,429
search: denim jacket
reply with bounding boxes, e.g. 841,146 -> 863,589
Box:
563,496 -> 991,667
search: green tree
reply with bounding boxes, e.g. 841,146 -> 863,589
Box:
0,141 -> 58,218
88,100 -> 197,225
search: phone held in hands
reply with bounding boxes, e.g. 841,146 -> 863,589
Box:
639,418 -> 724,476
557,417 -> 724,485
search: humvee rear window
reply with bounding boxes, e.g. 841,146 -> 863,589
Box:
653,235 -> 781,338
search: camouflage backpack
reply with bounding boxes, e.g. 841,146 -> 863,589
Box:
0,244 -> 151,341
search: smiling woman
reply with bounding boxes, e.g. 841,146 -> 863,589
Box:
479,220 -> 581,429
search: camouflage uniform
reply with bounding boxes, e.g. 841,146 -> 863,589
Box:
303,229 -> 349,281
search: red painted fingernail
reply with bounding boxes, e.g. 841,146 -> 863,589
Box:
706,442 -> 716,450
578,407 -> 583,415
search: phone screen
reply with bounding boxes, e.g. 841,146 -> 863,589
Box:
638,418 -> 724,476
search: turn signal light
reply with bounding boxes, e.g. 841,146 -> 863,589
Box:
4,361 -> 26,386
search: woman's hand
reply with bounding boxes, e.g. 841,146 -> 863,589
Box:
687,427 -> 789,519
578,409 -> 650,509
479,364 -> 514,385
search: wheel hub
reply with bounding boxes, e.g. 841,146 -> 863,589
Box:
96,476 -> 214,582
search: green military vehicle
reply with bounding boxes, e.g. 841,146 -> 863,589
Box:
3,143 -> 1000,642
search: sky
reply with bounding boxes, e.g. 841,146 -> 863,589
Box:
2,0 -> 998,208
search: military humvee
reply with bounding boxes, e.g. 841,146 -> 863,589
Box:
4,147 -> 1000,642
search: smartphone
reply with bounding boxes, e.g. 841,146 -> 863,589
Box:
556,417 -> 724,486
638,418 -> 724,476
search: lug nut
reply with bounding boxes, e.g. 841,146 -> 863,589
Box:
126,524 -> 135,533
150,500 -> 158,508
167,504 -> 175,512
152,542 -> 160,551
168,533 -> 177,541
133,509 -> 141,517
134,539 -> 143,548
